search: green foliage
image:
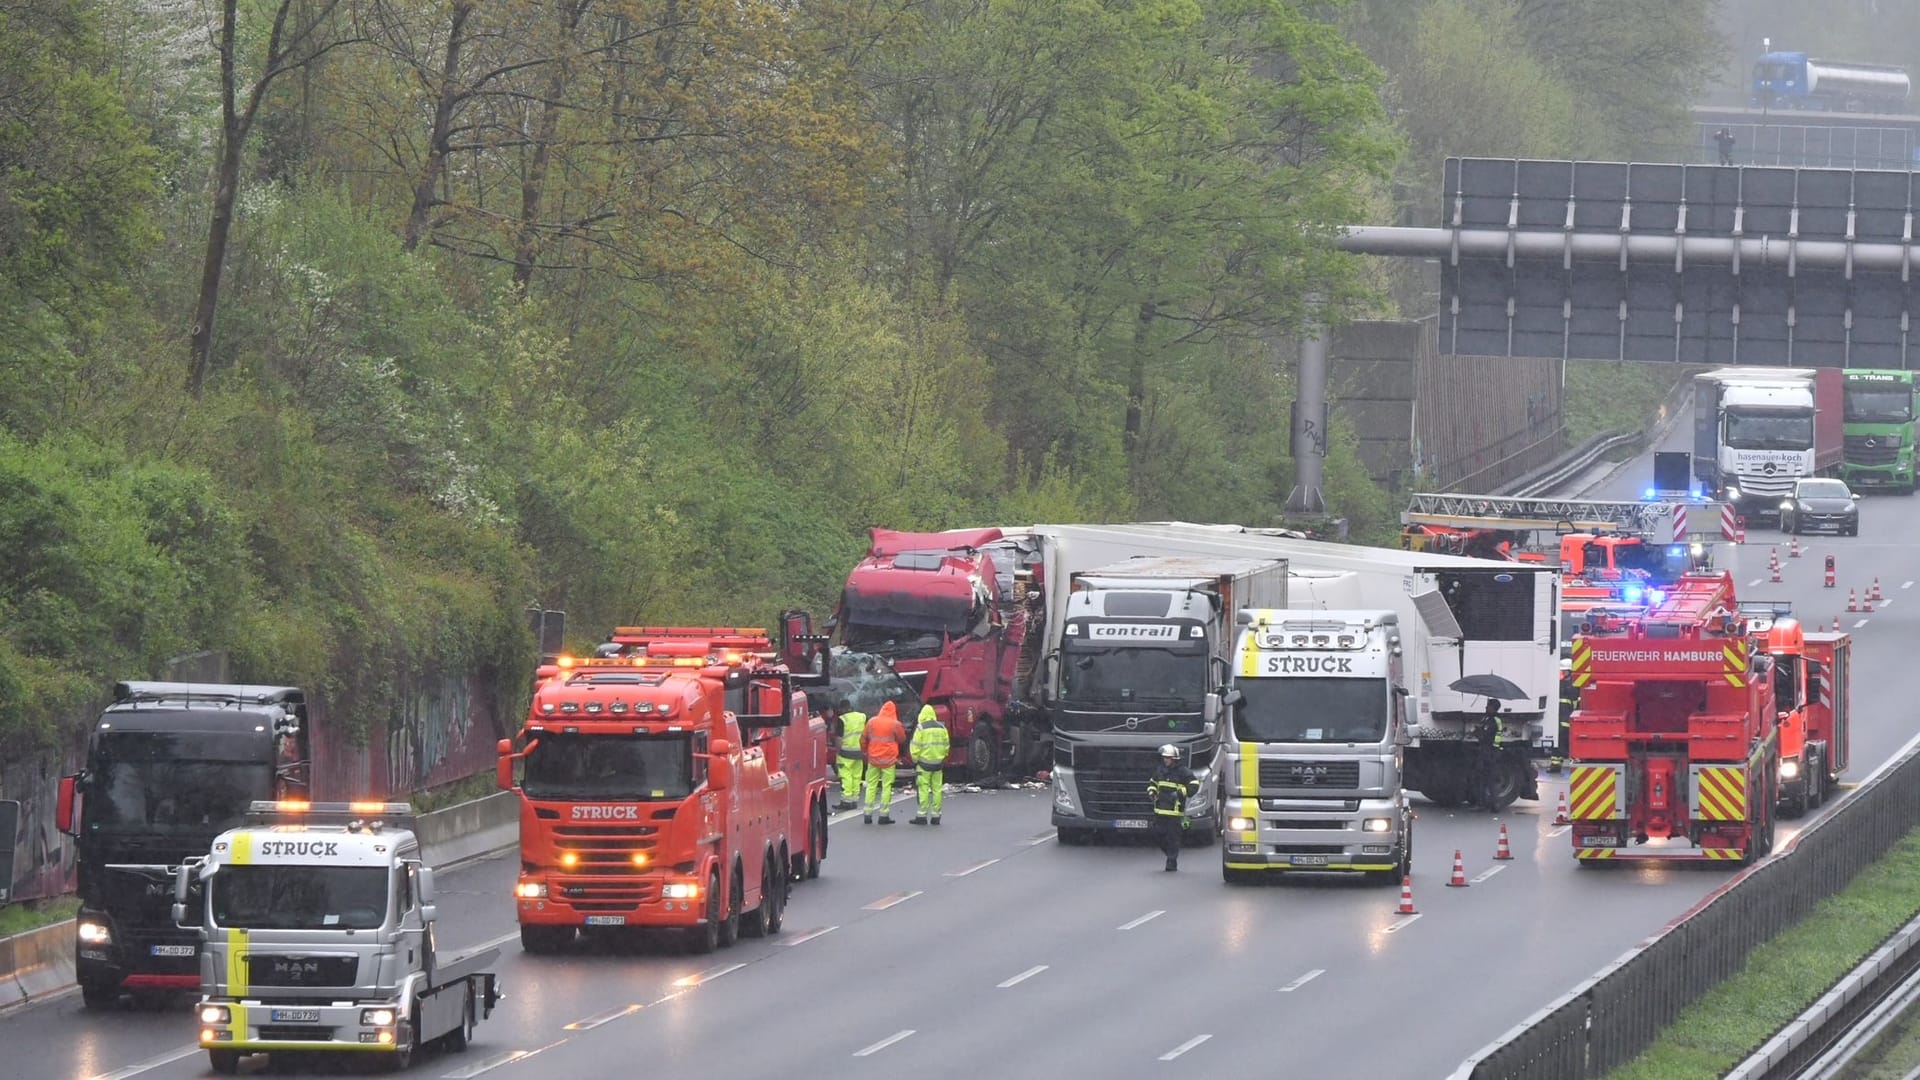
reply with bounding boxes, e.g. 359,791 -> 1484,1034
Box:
1564,361 -> 1696,446
0,896 -> 79,938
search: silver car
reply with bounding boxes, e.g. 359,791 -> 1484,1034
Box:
1780,478 -> 1859,536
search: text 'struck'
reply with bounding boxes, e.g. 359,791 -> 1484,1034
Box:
1693,367 -> 1844,521
1841,369 -> 1917,492
500,627 -> 829,954
1220,609 -> 1413,884
178,801 -> 500,1074
55,682 -> 314,1009
1044,556 -> 1287,843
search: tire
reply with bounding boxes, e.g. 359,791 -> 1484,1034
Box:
807,799 -> 825,880
717,865 -> 742,948
388,1023 -> 416,1072
80,979 -> 118,1011
1783,783 -> 1808,820
742,856 -> 773,939
688,870 -> 722,955
967,729 -> 999,785
519,924 -> 569,954
1057,826 -> 1091,846
766,850 -> 788,934
1223,866 -> 1259,885
442,990 -> 474,1052
207,1050 -> 241,1075
1808,750 -> 1826,809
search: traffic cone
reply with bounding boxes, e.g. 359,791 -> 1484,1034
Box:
1770,562 -> 1782,584
1446,849 -> 1469,887
1848,588 -> 1860,613
1832,616 -> 1842,632
1863,590 -> 1876,614
1397,876 -> 1418,914
1790,535 -> 1802,558
1872,577 -> 1884,602
1769,547 -> 1779,569
1495,823 -> 1514,861
1554,788 -> 1570,825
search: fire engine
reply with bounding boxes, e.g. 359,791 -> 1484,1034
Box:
1739,603 -> 1851,818
1565,573 -> 1784,863
1399,492 -> 1717,589
498,627 -> 831,953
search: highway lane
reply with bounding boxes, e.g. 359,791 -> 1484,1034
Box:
10,405 -> 1920,1079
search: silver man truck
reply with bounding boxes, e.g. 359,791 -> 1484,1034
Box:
175,801 -> 501,1074
1219,609 -> 1413,884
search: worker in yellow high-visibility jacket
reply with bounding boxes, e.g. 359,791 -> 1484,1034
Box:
833,708 -> 867,811
908,705 -> 949,826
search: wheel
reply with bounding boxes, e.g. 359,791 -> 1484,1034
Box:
1475,756 -> 1523,812
1808,750 -> 1827,809
442,991 -> 474,1052
1223,866 -> 1259,885
717,865 -> 742,947
766,850 -> 788,934
688,870 -> 722,954
1782,783 -> 1808,820
518,924 -> 569,954
79,979 -> 118,1010
388,1022 -> 416,1072
807,798 -> 825,879
741,856 -> 772,938
207,1050 -> 241,1075
1057,826 -> 1091,846
967,729 -> 1000,785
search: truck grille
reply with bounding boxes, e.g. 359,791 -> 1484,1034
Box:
1071,746 -> 1163,818
552,822 -> 662,874
257,1026 -> 337,1041
1270,844 -> 1345,855
555,880 -> 659,913
245,955 -> 357,988
1845,436 -> 1900,465
1258,760 -> 1360,790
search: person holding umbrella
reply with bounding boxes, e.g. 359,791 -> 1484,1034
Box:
1449,674 -> 1541,812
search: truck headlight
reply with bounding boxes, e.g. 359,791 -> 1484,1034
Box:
1779,500 -> 1794,511
1227,816 -> 1256,832
662,882 -> 701,899
1725,485 -> 1740,501
515,882 -> 547,899
362,1008 -> 397,1027
1363,817 -> 1393,833
77,920 -> 111,945
1780,759 -> 1801,780
199,1005 -> 230,1024
1051,773 -> 1078,814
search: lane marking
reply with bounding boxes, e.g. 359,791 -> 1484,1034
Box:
1159,1034 -> 1213,1061
442,1041 -> 565,1078
1904,580 -> 1914,590
460,929 -> 522,958
564,1003 -> 643,1030
1277,968 -> 1324,992
946,858 -> 1000,877
1118,909 -> 1165,931
784,925 -> 838,946
1855,618 -> 1870,629
1384,913 -> 1423,933
1027,831 -> 1057,846
1471,864 -> 1507,884
864,890 -> 923,911
1879,597 -> 1895,609
87,1046 -> 198,1080
1548,825 -> 1570,838
673,961 -> 745,987
854,1030 -> 916,1057
1747,577 -> 1763,587
829,791 -> 914,825
998,964 -> 1049,988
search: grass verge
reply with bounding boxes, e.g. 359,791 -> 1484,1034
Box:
409,771 -> 502,814
1610,830 -> 1920,1079
1563,361 -> 1698,446
0,896 -> 79,938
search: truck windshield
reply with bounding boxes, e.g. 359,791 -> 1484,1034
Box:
1844,389 -> 1914,423
522,733 -> 694,800
1232,678 -> 1388,743
1724,410 -> 1814,450
87,732 -> 273,833
1059,643 -> 1206,712
211,865 -> 388,930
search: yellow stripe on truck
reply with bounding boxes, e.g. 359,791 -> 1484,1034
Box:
1239,745 -> 1259,800
226,928 -> 249,996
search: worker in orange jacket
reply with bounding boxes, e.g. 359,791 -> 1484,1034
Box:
862,700 -> 907,825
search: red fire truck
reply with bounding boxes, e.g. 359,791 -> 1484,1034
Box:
1775,624 -> 1851,817
1565,572 -> 1781,864
498,627 -> 831,953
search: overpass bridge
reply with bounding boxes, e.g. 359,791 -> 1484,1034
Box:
1690,105 -> 1920,169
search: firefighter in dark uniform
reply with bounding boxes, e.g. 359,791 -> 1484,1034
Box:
1551,660 -> 1577,774
1147,744 -> 1198,872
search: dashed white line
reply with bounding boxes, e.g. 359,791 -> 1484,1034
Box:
784,925 -> 838,946
1118,909 -> 1165,931
1159,1034 -> 1213,1061
1383,913 -> 1423,933
673,962 -> 745,987
443,1041 -> 566,1078
946,858 -> 1000,877
564,1004 -> 643,1030
854,1030 -> 916,1057
1277,969 -> 1324,992
864,890 -> 923,911
462,930 -> 522,957
1855,618 -> 1870,629
998,964 -> 1049,988
1027,831 -> 1058,846
1904,580 -> 1914,590
1879,597 -> 1895,609
1471,865 -> 1507,884
86,1046 -> 198,1080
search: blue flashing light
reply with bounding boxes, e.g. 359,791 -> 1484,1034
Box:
1622,584 -> 1645,605
1668,545 -> 1685,555
1644,487 -> 1657,500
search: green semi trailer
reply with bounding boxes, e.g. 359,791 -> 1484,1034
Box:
1841,369 -> 1917,493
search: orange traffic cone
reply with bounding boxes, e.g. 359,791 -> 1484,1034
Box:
1848,589 -> 1860,613
1770,562 -> 1782,583
1554,788 -> 1570,825
1397,876 -> 1418,914
1863,591 -> 1876,614
1790,535 -> 1802,558
1495,823 -> 1514,861
1769,547 -> 1780,568
1872,577 -> 1884,602
1446,849 -> 1469,887
1832,616 -> 1842,632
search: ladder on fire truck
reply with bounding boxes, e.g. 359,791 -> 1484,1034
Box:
1402,493 -> 1706,543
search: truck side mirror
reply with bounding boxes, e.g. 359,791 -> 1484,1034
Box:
417,866 -> 437,904
1203,693 -> 1221,724
1222,688 -> 1244,707
707,739 -> 735,790
1041,652 -> 1058,701
56,774 -> 78,836
421,904 -> 438,924
171,863 -> 193,928
495,739 -> 516,790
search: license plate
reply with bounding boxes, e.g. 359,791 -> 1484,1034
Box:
1112,819 -> 1149,830
585,915 -> 627,926
1290,855 -> 1330,866
1584,835 -> 1620,847
271,1009 -> 320,1023
149,944 -> 196,957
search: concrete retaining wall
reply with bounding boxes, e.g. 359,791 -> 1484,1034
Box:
0,792 -> 519,1012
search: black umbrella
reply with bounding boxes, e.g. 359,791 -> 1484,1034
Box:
1449,673 -> 1529,700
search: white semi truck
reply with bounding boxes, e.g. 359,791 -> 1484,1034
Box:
1043,555 -> 1288,843
1220,608 -> 1412,883
1692,367 -> 1843,522
175,801 -> 501,1074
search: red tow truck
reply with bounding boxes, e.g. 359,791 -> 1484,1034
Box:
498,627 -> 831,953
1565,572 -> 1783,864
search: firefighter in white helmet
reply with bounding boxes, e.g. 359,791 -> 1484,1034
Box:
1146,744 -> 1198,872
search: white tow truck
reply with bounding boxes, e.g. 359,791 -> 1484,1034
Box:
174,801 -> 501,1074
